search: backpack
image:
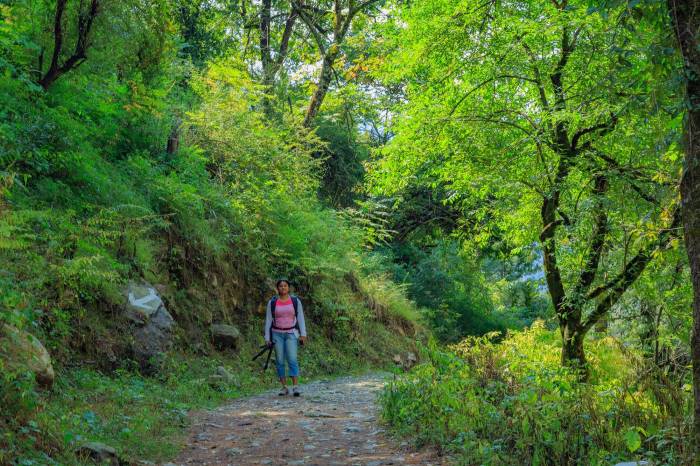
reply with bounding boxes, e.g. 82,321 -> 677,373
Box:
269,295 -> 300,333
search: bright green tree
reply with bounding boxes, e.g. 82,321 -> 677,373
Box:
368,0 -> 683,373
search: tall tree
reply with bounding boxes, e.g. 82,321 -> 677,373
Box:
294,0 -> 382,126
666,0 -> 700,453
368,0 -> 682,373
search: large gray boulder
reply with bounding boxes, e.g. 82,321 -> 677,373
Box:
210,324 -> 241,350
124,283 -> 175,374
0,324 -> 55,388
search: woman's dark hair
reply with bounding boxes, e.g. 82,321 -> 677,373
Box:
275,278 -> 290,288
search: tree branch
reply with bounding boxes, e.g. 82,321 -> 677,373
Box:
449,75 -> 540,116
260,0 -> 272,68
522,42 -> 551,112
571,113 -> 618,150
583,206 -> 682,328
39,0 -> 100,90
276,9 -> 299,66
294,4 -> 327,55
349,0 -> 383,18
590,149 -> 662,204
448,115 -> 535,137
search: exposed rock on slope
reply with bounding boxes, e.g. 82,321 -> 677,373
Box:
125,283 -> 175,374
0,323 -> 55,388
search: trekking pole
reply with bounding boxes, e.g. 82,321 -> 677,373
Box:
263,344 -> 273,370
252,343 -> 274,370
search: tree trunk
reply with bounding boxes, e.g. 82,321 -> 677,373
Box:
258,1 -> 297,119
259,0 -> 274,117
166,117 -> 181,156
685,123 -> 700,457
667,0 -> 700,453
561,320 -> 587,371
303,47 -> 339,127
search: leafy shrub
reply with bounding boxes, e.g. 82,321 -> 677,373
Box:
380,322 -> 693,465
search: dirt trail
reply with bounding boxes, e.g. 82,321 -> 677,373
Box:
169,373 -> 448,466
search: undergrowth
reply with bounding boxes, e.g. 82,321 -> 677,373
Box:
380,321 -> 694,466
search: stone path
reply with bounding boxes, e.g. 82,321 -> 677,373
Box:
169,373 -> 448,466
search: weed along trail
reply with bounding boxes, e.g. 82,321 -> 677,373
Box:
170,373 -> 446,466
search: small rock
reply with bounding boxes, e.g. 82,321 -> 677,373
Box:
406,352 -> 418,366
213,366 -> 240,388
196,432 -> 212,442
225,448 -> 243,456
125,283 -> 166,324
345,426 -> 362,433
210,324 -> 241,350
75,442 -> 119,465
287,461 -> 305,465
261,460 -> 273,465
303,444 -> 316,451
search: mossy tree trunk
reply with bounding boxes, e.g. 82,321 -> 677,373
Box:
666,0 -> 700,453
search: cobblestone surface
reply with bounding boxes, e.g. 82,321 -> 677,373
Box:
170,373 -> 448,466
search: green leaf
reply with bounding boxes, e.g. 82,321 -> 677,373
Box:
624,429 -> 642,453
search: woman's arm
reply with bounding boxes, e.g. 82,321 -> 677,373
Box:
297,299 -> 307,337
264,300 -> 272,343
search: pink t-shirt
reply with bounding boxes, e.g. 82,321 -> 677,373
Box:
272,298 -> 296,333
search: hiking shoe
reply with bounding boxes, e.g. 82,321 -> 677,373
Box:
278,387 -> 289,396
292,387 -> 301,397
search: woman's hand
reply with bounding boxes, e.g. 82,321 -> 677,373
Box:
266,340 -> 272,347
299,336 -> 307,345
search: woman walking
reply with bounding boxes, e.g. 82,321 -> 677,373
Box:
264,279 -> 307,396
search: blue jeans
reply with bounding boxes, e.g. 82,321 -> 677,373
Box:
272,331 -> 299,378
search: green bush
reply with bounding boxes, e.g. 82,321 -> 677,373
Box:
380,322 -> 693,465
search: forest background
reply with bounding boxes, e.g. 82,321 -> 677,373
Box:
0,0 -> 699,465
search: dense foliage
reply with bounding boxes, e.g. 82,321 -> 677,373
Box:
382,323 -> 693,465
